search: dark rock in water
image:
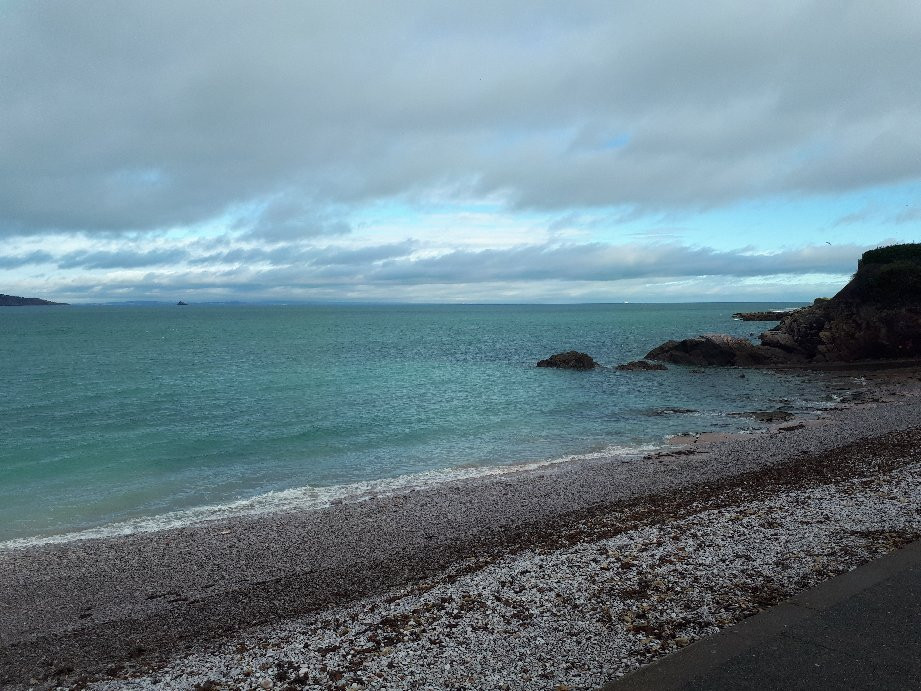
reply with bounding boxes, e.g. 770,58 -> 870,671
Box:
536,351 -> 598,370
616,360 -> 667,371
647,243 -> 921,366
732,310 -> 798,321
645,334 -> 786,367
0,293 -> 68,306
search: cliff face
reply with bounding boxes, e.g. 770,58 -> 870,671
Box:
769,245 -> 921,362
647,244 -> 921,365
0,293 -> 68,306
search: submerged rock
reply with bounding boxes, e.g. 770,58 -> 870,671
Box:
616,360 -> 667,371
536,351 -> 598,370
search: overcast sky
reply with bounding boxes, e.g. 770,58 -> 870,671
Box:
2,1 -> 919,303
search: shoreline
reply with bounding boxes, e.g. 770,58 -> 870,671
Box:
2,370 -> 921,689
0,367 -> 867,551
0,442 -> 663,553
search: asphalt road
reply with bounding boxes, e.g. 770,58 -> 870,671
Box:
607,539 -> 921,690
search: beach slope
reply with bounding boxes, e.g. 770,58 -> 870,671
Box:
2,373 -> 921,689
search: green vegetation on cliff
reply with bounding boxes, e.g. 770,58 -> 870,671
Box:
0,294 -> 68,306
843,243 -> 921,304
858,243 -> 921,267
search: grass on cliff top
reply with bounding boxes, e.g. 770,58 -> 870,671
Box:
859,243 -> 921,267
845,244 -> 921,303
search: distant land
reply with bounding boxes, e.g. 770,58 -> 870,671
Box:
0,293 -> 68,306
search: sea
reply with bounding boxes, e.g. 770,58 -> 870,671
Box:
0,303 -> 847,547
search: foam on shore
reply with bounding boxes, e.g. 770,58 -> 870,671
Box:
0,373 -> 879,552
2,376 -> 920,689
0,442 -> 661,551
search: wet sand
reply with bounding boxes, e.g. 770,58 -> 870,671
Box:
2,369 -> 921,689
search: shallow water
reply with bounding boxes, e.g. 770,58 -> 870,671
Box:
0,302 -> 839,544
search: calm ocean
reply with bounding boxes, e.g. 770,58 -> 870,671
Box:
0,303 -> 840,546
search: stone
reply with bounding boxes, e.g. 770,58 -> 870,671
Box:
645,334 -> 779,367
732,310 -> 795,321
536,351 -> 598,370
759,331 -> 801,353
616,360 -> 667,371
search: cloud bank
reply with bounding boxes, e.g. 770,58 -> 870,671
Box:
5,237 -> 865,302
2,1 -> 920,237
1,2 -> 918,302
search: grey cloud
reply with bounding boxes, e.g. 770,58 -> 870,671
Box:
372,242 -> 862,284
187,241 -> 415,267
832,203 -> 921,227
56,248 -> 190,270
16,239 -> 866,293
176,241 -> 861,290
0,251 -> 54,268
312,241 -> 416,266
2,1 -> 920,236
188,247 -> 295,266
626,228 -> 688,241
243,198 -> 352,242
832,208 -> 876,228
31,240 -> 862,304
892,206 -> 921,224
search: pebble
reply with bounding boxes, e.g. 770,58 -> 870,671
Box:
88,456 -> 921,690
79,381 -> 921,690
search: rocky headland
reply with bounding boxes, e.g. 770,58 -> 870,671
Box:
0,293 -> 68,306
647,244 -> 921,367
731,310 -> 798,321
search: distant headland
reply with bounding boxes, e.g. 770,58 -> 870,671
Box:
0,293 -> 68,306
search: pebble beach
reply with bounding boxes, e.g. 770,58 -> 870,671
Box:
3,369 -> 921,690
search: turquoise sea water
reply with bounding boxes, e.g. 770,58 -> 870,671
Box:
0,303 -> 839,545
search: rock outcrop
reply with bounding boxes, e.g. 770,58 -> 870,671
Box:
615,360 -> 667,371
732,310 -> 798,321
646,244 -> 921,366
645,334 -> 791,367
536,351 -> 598,370
762,245 -> 921,362
0,293 -> 67,306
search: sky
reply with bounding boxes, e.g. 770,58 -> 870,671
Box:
1,1 -> 919,303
